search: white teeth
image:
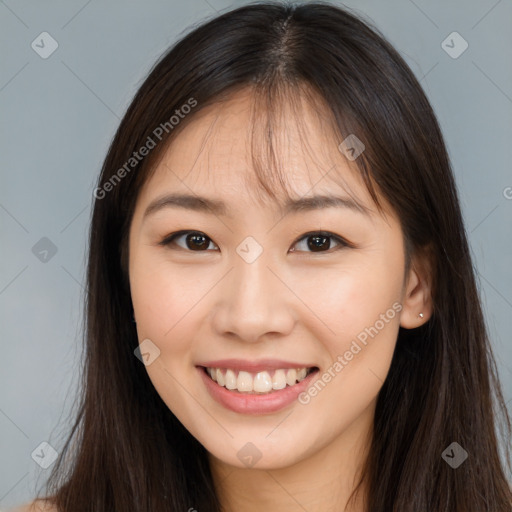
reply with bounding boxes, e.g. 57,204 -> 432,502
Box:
272,369 -> 287,390
253,371 -> 273,392
297,368 -> 307,380
286,369 -> 297,386
225,369 -> 237,390
237,371 -> 253,392
205,366 -> 312,394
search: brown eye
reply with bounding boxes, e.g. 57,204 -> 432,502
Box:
160,231 -> 218,251
160,230 -> 350,254
290,231 -> 349,253
307,234 -> 332,252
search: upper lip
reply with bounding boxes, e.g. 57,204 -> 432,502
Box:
197,359 -> 317,373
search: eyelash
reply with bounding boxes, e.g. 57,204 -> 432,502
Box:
158,230 -> 354,254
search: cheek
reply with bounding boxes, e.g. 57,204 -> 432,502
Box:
291,249 -> 403,400
296,270 -> 401,421
129,260 -> 204,415
130,257 -> 208,343
294,254 -> 403,340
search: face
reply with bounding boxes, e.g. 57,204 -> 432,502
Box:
128,87 -> 409,471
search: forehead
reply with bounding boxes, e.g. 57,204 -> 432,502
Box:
138,87 -> 381,217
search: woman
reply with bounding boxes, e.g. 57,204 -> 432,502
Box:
15,1 -> 512,511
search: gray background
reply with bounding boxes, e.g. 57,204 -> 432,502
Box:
1,0 -> 511,508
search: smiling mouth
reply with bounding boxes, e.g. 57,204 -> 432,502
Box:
200,366 -> 319,394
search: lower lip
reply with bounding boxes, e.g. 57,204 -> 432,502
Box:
197,366 -> 319,415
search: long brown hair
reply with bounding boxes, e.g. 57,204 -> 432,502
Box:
38,2 -> 511,510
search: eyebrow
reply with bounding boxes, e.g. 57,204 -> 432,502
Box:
143,192 -> 372,220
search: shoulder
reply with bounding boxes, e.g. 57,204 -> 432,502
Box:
8,499 -> 58,512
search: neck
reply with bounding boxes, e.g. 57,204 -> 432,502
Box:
209,402 -> 374,512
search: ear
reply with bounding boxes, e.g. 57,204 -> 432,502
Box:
400,245 -> 434,329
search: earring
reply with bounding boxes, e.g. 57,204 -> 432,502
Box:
418,313 -> 424,318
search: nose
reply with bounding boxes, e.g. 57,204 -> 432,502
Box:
211,254 -> 296,343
